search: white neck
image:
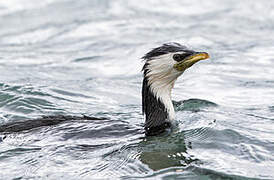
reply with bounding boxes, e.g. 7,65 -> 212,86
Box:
145,55 -> 183,120
149,80 -> 176,120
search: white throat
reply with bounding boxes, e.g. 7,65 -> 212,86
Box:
145,54 -> 184,120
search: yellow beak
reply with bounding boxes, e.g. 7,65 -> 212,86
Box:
174,52 -> 210,71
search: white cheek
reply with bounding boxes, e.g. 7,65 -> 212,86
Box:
146,55 -> 174,74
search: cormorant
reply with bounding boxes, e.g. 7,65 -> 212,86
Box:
0,42 -> 209,137
142,42 -> 209,136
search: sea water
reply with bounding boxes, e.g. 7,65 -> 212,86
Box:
0,0 -> 274,179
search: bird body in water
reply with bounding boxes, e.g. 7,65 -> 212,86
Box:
0,42 -> 209,136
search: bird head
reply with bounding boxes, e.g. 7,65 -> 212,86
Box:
142,42 -> 210,136
142,42 -> 209,86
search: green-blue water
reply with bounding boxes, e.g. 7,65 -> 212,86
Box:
0,0 -> 274,179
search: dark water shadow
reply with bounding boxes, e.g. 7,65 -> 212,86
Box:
138,132 -> 199,171
90,128 -> 203,178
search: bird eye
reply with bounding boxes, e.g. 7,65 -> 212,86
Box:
173,54 -> 181,62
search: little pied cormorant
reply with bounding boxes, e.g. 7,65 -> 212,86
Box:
142,42 -> 209,136
0,42 -> 209,137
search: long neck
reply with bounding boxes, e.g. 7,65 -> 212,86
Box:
142,76 -> 175,135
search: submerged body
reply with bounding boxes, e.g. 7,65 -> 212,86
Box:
0,115 -> 106,134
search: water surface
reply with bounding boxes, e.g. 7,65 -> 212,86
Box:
0,0 -> 274,179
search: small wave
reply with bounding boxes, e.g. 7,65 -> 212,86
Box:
0,83 -> 61,115
0,135 -> 6,142
183,127 -> 216,142
126,165 -> 256,180
0,147 -> 41,160
269,106 -> 274,113
173,99 -> 218,112
73,56 -> 102,62
184,127 -> 248,145
188,165 -> 263,180
96,144 -> 142,177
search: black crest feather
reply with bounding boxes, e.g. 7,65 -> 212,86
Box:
142,42 -> 187,60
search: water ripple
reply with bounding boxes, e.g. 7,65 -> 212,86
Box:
1,0 -> 274,179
